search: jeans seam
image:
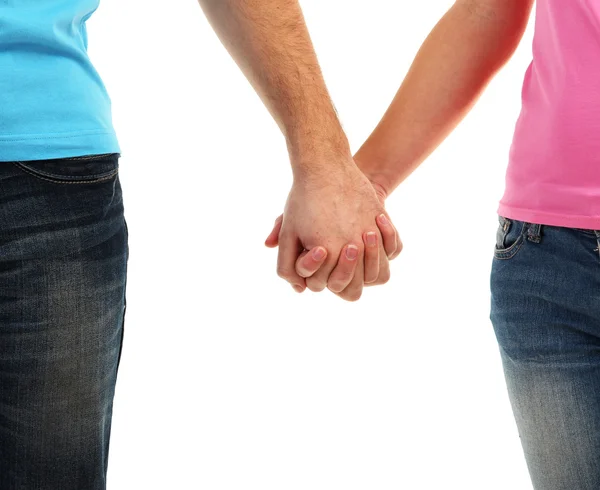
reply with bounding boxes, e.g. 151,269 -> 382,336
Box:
11,162 -> 119,184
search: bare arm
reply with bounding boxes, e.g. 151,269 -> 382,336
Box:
197,0 -> 396,301
197,0 -> 350,174
354,0 -> 535,197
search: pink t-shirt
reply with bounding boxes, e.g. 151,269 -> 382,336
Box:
498,0 -> 600,229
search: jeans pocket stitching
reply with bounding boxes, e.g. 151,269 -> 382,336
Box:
494,219 -> 525,260
11,161 -> 119,184
58,153 -> 116,162
494,234 -> 525,260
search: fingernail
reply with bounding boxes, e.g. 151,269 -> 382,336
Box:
366,232 -> 377,247
293,285 -> 304,293
379,214 -> 389,225
312,247 -> 326,261
346,245 -> 358,260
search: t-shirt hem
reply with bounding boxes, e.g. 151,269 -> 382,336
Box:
0,130 -> 121,162
497,202 -> 600,230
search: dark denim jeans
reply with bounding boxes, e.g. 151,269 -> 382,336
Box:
0,153 -> 128,490
491,215 -> 600,490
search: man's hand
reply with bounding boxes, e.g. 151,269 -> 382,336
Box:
265,160 -> 402,301
197,0 -> 404,300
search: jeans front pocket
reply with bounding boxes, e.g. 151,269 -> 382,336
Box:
494,215 -> 526,260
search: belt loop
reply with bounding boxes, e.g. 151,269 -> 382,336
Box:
527,222 -> 542,243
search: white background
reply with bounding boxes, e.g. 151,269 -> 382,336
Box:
89,1 -> 536,488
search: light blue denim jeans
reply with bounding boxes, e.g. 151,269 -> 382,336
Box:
491,215 -> 600,490
0,153 -> 128,489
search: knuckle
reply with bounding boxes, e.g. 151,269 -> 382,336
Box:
388,242 -> 403,260
378,270 -> 391,284
340,270 -> 354,280
364,275 -> 377,284
306,278 -> 327,292
341,289 -> 362,302
276,266 -> 294,281
327,281 -> 345,294
364,266 -> 378,282
337,265 -> 355,279
390,247 -> 403,260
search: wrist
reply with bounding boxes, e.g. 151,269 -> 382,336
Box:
353,152 -> 393,200
282,98 -> 354,171
287,132 -> 355,181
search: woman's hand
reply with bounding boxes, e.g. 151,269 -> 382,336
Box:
264,175 -> 402,299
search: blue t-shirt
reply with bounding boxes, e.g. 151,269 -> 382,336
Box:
0,0 -> 120,162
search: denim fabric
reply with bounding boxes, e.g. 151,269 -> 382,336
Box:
490,215 -> 600,490
0,153 -> 128,489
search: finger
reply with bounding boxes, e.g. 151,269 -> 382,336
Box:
295,246 -> 328,278
376,213 -> 398,259
391,229 -> 403,260
327,244 -> 360,294
386,214 -> 403,260
337,245 -> 365,302
265,214 -> 283,248
277,232 -> 307,292
378,255 -> 391,285
305,248 -> 339,293
363,231 -> 380,284
365,248 -> 391,287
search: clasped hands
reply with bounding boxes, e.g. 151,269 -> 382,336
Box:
264,154 -> 401,302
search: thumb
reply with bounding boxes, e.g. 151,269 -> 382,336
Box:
265,214 -> 283,248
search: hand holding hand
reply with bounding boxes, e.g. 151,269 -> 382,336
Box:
265,160 -> 402,301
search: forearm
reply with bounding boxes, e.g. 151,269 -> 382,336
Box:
198,0 -> 351,177
354,0 -> 534,197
